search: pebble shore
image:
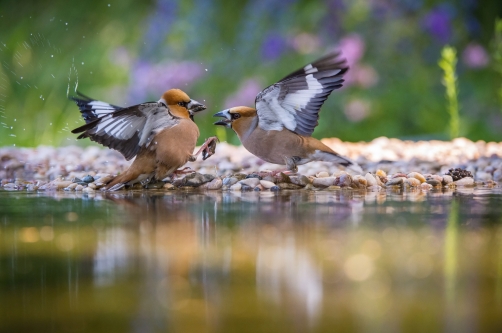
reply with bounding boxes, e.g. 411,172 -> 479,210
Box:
1,137 -> 501,192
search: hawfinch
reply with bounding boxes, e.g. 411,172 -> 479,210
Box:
71,89 -> 218,191
214,52 -> 362,174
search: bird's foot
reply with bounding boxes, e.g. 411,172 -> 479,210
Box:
172,167 -> 195,178
284,156 -> 301,174
192,136 -> 219,161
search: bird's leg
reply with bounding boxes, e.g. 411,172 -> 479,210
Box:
190,136 -> 219,161
284,156 -> 301,174
172,167 -> 195,177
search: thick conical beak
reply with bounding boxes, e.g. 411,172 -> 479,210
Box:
213,109 -> 232,128
187,99 -> 206,113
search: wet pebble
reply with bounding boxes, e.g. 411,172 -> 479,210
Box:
260,180 -> 276,189
82,175 -> 94,183
313,177 -> 335,188
454,177 -> 474,186
240,178 -> 260,188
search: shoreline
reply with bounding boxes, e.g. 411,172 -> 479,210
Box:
1,137 -> 501,192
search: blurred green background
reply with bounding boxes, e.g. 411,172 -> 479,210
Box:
0,0 -> 501,148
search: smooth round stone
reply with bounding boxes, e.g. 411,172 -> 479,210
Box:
71,177 -> 82,183
230,183 -> 242,191
270,186 -> 281,191
421,183 -> 433,190
386,177 -> 404,186
163,183 -> 175,190
316,171 -> 330,178
82,175 -> 95,183
425,178 -> 441,187
223,177 -> 238,186
313,177 -> 335,188
82,187 -> 95,193
454,177 -> 474,186
277,183 -> 302,190
259,180 -> 276,189
245,173 -> 262,180
334,173 -> 352,187
199,178 -> 223,190
404,178 -> 421,187
75,185 -> 84,191
407,172 -> 426,183
365,173 -> 378,186
241,184 -> 252,191
289,175 -> 311,186
475,171 -> 492,181
240,178 -> 260,188
441,175 -> 453,185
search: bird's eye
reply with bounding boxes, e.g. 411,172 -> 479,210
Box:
232,113 -> 241,119
178,101 -> 188,108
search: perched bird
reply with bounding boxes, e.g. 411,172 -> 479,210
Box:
214,52 -> 362,174
71,89 -> 218,191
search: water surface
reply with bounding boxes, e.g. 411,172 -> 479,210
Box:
1,188 -> 502,332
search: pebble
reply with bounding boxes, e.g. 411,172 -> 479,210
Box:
313,177 -> 335,188
230,183 -> 242,191
1,138 -> 501,193
82,187 -> 95,194
199,178 -> 223,190
386,177 -> 404,186
316,171 -> 330,178
454,177 -> 474,186
240,178 -> 260,188
223,177 -> 238,186
260,180 -> 276,189
442,175 -> 453,185
334,173 -> 352,187
365,173 -> 378,186
289,175 -> 311,186
82,175 -> 94,183
407,172 -> 426,183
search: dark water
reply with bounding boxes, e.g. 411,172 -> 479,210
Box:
1,187 -> 502,333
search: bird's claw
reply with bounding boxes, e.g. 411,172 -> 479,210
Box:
202,136 -> 219,160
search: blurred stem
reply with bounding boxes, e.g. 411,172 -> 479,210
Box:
444,200 -> 459,306
215,126 -> 227,143
438,46 -> 460,139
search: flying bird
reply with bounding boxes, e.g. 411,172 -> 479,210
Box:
71,89 -> 218,191
214,52 -> 362,174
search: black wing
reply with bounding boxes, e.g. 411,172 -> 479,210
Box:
71,101 -> 178,160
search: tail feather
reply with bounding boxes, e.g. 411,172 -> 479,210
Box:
311,150 -> 363,175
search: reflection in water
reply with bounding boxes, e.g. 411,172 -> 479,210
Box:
1,188 -> 502,332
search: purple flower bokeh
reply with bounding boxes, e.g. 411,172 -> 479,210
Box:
462,43 -> 489,69
224,79 -> 262,109
127,60 -> 206,103
261,33 -> 287,61
422,4 -> 454,43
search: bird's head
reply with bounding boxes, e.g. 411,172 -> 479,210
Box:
213,106 -> 257,132
158,89 -> 206,119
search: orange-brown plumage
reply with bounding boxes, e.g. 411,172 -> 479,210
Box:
214,53 -> 362,173
71,88 -> 216,191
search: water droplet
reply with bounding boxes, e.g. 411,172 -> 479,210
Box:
108,4 -> 111,6
14,119 -> 16,121
51,55 -> 53,57
49,123 -> 52,125
205,68 -> 208,71
81,62 -> 84,65
20,77 -> 23,79
40,95 -> 43,99
65,22 -> 68,25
